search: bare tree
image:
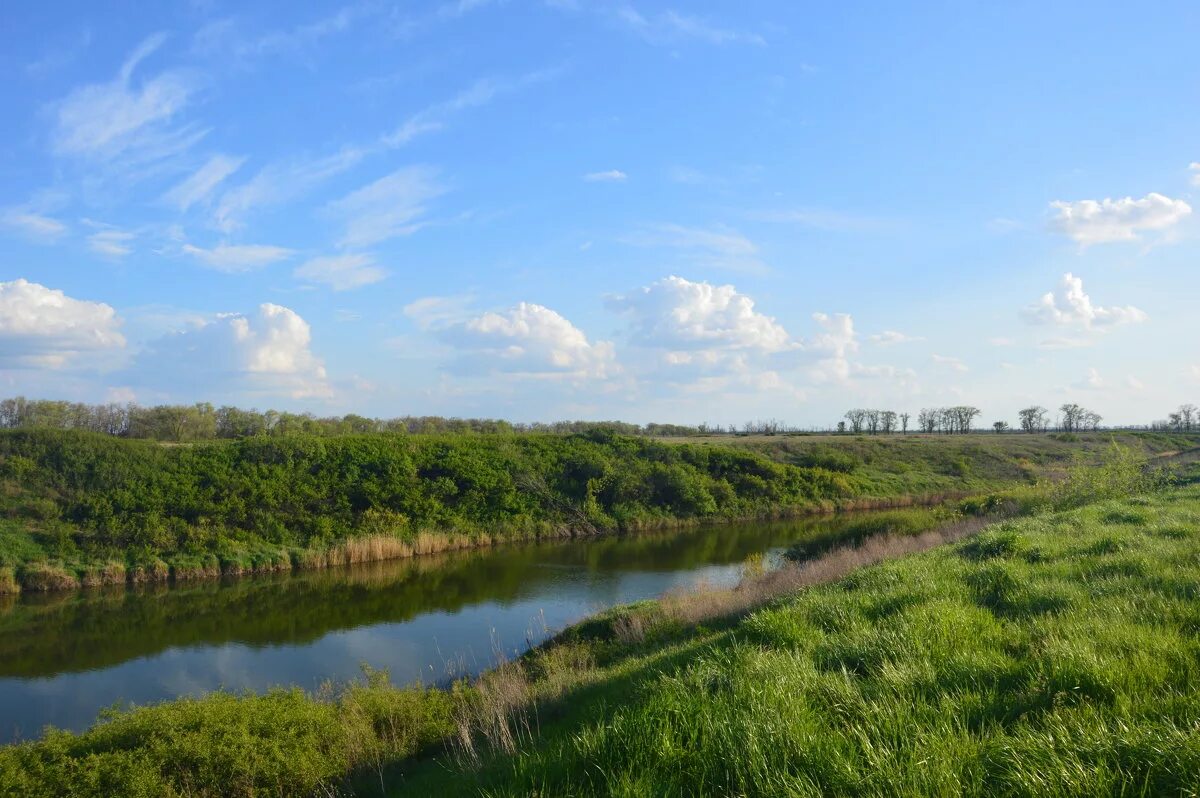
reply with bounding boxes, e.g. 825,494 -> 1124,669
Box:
880,410 -> 897,434
844,409 -> 867,434
899,412 -> 910,434
1179,404 -> 1197,432
993,420 -> 1009,433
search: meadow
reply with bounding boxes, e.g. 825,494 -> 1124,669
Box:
1,446 -> 1196,796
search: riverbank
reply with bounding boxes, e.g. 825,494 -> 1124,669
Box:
1,448 -> 1191,795
2,429 -> 1192,594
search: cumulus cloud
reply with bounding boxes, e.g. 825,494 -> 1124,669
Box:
1022,273 -> 1147,329
807,312 -> 859,383
163,154 -> 246,211
131,303 -> 329,399
294,254 -> 387,291
1049,193 -> 1190,246
51,33 -> 203,165
182,242 -> 293,273
0,279 -> 125,368
607,275 -> 791,355
435,302 -> 616,379
584,169 -> 627,182
1190,163 -> 1200,187
326,166 -> 445,248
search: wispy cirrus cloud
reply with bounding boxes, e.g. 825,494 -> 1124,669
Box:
381,69 -> 560,148
214,147 -> 366,232
610,6 -> 765,47
50,33 -> 205,168
182,242 -> 293,273
584,169 -> 627,182
622,223 -> 765,273
325,166 -> 445,248
163,154 -> 246,211
294,253 -> 387,291
1,209 -> 68,241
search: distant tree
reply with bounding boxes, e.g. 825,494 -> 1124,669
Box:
899,412 -> 910,434
844,409 -> 867,434
836,421 -> 846,434
993,421 -> 1009,433
1018,405 -> 1048,434
1179,404 -> 1197,432
880,410 -> 897,434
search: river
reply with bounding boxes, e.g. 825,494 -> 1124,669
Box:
0,512 -> 863,743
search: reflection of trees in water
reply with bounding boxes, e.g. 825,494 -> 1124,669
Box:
0,514 -> 859,679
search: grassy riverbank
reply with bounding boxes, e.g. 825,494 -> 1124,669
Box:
1,451 -> 1195,796
0,428 -> 1192,593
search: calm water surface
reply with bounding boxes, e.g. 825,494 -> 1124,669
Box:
0,514 -> 860,742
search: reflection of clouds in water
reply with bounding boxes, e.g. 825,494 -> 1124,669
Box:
3,523 -> 820,739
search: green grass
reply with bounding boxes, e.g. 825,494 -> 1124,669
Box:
4,455 -> 1199,796
404,485 -> 1200,796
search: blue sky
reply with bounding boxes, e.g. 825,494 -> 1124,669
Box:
2,1 -> 1198,426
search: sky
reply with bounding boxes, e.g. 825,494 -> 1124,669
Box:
1,1 -> 1198,427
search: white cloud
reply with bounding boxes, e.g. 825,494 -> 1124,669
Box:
0,279 -> 125,368
988,337 -> 1015,347
1022,273 -> 1147,329
131,303 -> 329,399
868,330 -> 922,345
613,7 -> 765,46
182,242 -> 293,273
214,147 -> 365,232
1073,367 -> 1106,391
1049,193 -> 1191,246
437,302 -> 617,379
1,210 -> 67,240
51,33 -> 202,164
326,166 -> 445,248
622,224 -> 764,273
1126,375 -> 1144,391
163,154 -> 246,211
1189,162 -> 1200,187
381,71 -> 557,148
584,170 -> 627,182
931,354 -> 968,372
607,275 -> 791,354
807,312 -> 859,383
403,295 -> 475,331
294,254 -> 387,291
88,228 -> 135,257
192,8 -> 361,62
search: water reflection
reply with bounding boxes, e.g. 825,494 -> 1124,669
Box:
0,513 -> 859,742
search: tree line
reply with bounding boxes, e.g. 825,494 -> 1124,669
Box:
0,397 -> 715,443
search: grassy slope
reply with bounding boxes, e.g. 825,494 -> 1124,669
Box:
405,482 -> 1200,796
1,429 -> 1192,593
3,468 -> 1199,795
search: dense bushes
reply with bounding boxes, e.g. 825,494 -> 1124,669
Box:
0,430 -> 854,584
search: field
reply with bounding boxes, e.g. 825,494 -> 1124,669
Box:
1,449 -> 1197,796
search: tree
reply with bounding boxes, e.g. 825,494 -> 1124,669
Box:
1179,404 -> 1197,432
993,421 -> 1009,433
899,412 -> 910,434
844,409 -> 867,434
1018,406 -> 1048,434
880,411 -> 897,434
